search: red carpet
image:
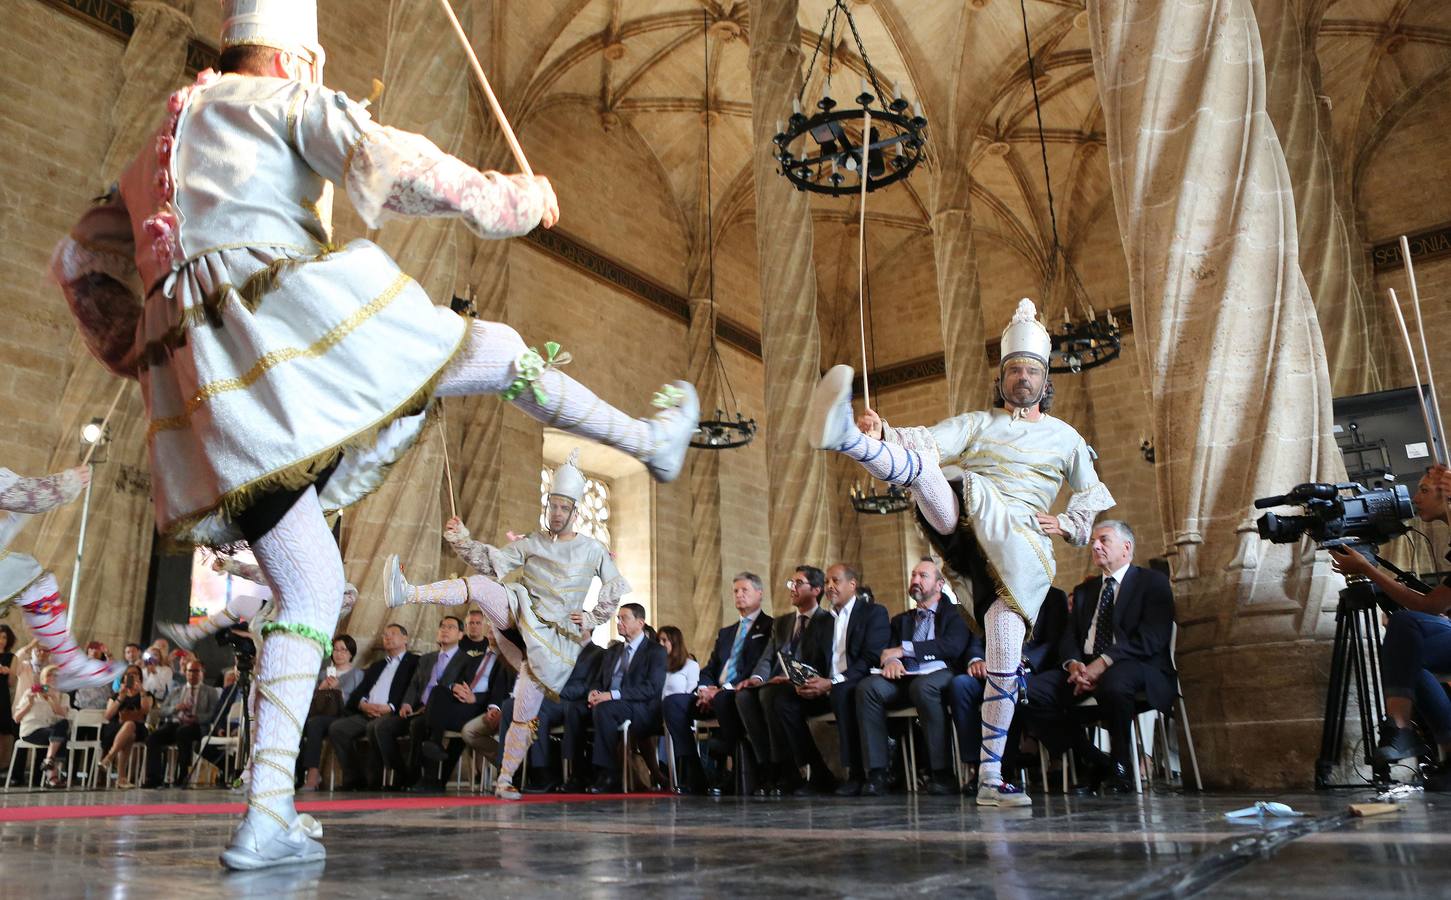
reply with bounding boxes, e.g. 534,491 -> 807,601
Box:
0,792 -> 668,823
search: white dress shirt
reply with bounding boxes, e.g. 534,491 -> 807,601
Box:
831,596 -> 857,684
719,611 -> 760,687
1083,562 -> 1132,662
365,652 -> 407,708
664,658 -> 700,698
899,598 -> 947,675
610,631 -> 648,700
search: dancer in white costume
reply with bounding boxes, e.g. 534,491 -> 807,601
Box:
384,450 -> 623,800
51,2 -> 696,870
806,299 -> 1114,807
158,555 -> 358,652
0,466 -> 125,691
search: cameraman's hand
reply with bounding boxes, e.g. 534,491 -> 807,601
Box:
1328,546 -> 1374,578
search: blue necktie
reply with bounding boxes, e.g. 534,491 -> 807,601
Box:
610,643 -> 633,693
1092,577 -> 1117,658
912,608 -> 933,643
723,619 -> 749,683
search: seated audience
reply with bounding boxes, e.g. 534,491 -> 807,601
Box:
576,603 -> 666,793
0,625 -> 19,769
951,586 -> 1069,791
112,643 -> 142,692
394,617 -> 466,788
99,663 -> 153,788
413,626 -> 517,791
737,566 -> 832,796
15,664 -> 70,787
658,626 -> 700,699
143,658 -> 220,788
73,642 -> 115,710
298,634 -> 362,790
511,641 -> 605,793
327,623 -> 419,790
856,558 -> 970,796
140,649 -> 172,703
664,573 -> 773,795
1046,521 -> 1177,793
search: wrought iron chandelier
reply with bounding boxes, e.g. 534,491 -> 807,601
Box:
772,0 -> 927,196
691,10 -> 756,451
1017,0 -> 1120,375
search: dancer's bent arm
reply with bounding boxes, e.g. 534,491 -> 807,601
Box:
0,467 -> 90,515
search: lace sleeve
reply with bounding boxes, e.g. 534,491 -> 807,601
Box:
343,126 -> 545,239
216,556 -> 267,586
0,468 -> 88,515
51,189 -> 142,378
444,521 -> 526,577
576,549 -> 631,635
1057,481 -> 1116,546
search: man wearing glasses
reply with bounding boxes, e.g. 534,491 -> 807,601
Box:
143,660 -> 221,788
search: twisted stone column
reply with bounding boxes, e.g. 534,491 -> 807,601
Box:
747,0 -> 835,590
1090,0 -> 1345,787
1256,0 -> 1385,395
930,154 -> 991,413
31,0 -> 196,651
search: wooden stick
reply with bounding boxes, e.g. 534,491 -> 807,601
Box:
81,381 -> 128,466
857,104 -> 872,413
438,407 -> 458,520
1386,288 -> 1439,464
1401,235 -> 1449,465
434,0 -> 533,178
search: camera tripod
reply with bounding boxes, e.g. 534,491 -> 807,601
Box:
1314,547 -> 1432,788
184,638 -> 255,788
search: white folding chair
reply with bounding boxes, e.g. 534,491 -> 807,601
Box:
67,708 -> 107,790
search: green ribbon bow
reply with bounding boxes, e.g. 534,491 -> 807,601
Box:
503,341 -> 572,404
652,384 -> 686,409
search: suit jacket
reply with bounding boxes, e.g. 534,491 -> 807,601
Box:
560,643 -> 606,703
345,652 -> 420,714
832,596 -> 890,687
1059,565 -> 1177,710
751,605 -> 833,681
699,611 -> 775,687
158,681 -> 220,726
455,648 -> 517,709
591,636 -> 668,706
888,598 -> 971,673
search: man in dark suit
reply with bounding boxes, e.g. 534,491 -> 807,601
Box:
579,603 -> 667,793
411,628 -> 517,791
664,573 -> 774,795
327,623 -> 420,790
856,558 -> 971,795
736,565 -> 833,796
389,616 -> 466,788
1047,520 -> 1177,793
948,585 -> 1070,791
142,658 -> 221,788
517,640 -> 606,793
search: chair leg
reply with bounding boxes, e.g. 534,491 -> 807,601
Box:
664,731 -> 678,793
1038,743 -> 1050,794
1128,719 -> 1143,794
902,723 -> 918,794
1178,698 -> 1203,791
619,720 -> 633,793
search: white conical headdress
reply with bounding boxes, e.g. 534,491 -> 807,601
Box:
219,0 -> 324,64
549,449 -> 586,504
999,298 -> 1052,369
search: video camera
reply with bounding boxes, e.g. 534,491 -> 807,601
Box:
215,626 -> 257,671
1254,481 -> 1413,551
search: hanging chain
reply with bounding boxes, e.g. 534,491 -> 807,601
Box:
1018,0 -> 1063,291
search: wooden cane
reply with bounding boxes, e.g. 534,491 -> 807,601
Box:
434,0 -> 534,178
438,407 -> 458,520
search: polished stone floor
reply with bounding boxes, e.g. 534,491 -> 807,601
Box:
2,784 -> 1449,898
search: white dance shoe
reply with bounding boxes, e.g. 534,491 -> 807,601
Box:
494,779 -> 522,801
55,659 -> 125,693
158,620 -> 201,652
807,365 -> 857,450
644,381 -> 699,483
976,781 -> 1032,808
220,814 -> 325,871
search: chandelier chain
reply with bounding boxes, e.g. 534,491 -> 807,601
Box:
1018,0 -> 1063,286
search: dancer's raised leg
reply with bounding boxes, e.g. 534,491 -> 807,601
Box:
16,575 -> 124,691
807,365 -> 959,534
220,487 -> 341,871
434,320 -> 698,482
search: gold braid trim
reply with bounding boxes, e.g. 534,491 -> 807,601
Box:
248,797 -> 292,831
159,314 -> 467,546
148,269 -> 412,436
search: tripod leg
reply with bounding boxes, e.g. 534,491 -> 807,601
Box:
1318,598 -> 1354,785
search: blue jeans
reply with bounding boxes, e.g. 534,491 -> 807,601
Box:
1382,610 -> 1451,744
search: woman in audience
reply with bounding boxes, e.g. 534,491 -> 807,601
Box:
14,664 -> 70,787
658,626 -> 699,698
99,663 -> 152,788
297,634 -> 361,791
0,624 -> 17,770
72,642 -> 115,710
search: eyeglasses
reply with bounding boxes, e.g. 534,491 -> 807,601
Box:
785,579 -> 810,589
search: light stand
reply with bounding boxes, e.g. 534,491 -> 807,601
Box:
69,418 -> 110,628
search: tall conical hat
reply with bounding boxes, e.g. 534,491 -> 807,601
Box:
219,0 -> 324,65
549,449 -> 586,504
999,298 -> 1052,369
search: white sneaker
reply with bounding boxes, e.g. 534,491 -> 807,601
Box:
220,815 -> 326,871
976,781 -> 1032,808
643,381 -> 699,483
384,555 -> 407,609
158,620 -> 201,652
494,779 -> 522,801
806,365 -> 858,451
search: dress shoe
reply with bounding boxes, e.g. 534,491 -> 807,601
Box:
925,773 -> 958,796
1375,722 -> 1419,763
861,770 -> 889,797
523,780 -> 560,794
407,780 -> 444,794
1072,761 -> 1131,796
420,741 -> 449,764
834,779 -> 863,797
586,778 -> 622,794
